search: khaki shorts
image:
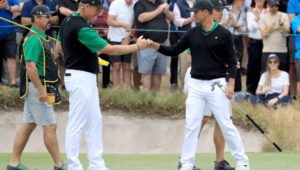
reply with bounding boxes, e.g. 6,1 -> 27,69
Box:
23,83 -> 56,126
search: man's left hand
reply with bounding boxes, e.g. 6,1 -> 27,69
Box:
225,84 -> 234,100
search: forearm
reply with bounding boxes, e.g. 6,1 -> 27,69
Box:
165,10 -> 174,21
182,17 -> 193,26
255,87 -> 264,95
100,44 -> 139,55
10,5 -> 21,13
158,44 -> 181,56
21,17 -> 32,26
138,8 -> 162,23
227,78 -> 235,87
107,19 -> 126,28
59,6 -> 74,16
278,86 -> 289,99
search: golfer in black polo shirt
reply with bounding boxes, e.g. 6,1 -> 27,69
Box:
149,0 -> 249,170
55,0 -> 149,169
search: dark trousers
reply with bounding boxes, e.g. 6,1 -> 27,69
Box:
258,93 -> 291,106
233,35 -> 243,92
169,32 -> 179,85
246,38 -> 263,95
100,53 -> 110,88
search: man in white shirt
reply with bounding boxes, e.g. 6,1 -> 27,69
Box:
107,0 -> 136,88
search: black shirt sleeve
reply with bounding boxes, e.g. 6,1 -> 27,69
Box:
134,2 -> 145,21
223,30 -> 237,79
158,31 -> 189,56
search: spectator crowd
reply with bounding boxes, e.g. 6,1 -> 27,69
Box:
1,0 -> 300,107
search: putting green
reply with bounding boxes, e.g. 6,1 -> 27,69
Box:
1,152 -> 299,170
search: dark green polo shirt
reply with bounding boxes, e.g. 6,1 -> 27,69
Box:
23,26 -> 46,77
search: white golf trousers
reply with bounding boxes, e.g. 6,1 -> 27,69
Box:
180,78 -> 249,170
64,69 -> 106,170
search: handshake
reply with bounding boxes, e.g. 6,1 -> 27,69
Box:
135,36 -> 160,51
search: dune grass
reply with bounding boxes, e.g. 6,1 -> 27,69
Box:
0,152 -> 299,170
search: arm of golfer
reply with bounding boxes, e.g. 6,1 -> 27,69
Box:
224,31 -> 236,100
149,34 -> 188,56
100,36 -> 148,55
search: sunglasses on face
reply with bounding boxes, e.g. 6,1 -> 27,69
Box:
268,60 -> 278,64
38,15 -> 51,19
269,4 -> 279,8
215,8 -> 223,12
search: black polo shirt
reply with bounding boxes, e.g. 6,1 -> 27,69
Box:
57,0 -> 79,25
134,0 -> 169,43
158,24 -> 237,80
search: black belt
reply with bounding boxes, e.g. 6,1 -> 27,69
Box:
191,74 -> 224,80
65,73 -> 71,76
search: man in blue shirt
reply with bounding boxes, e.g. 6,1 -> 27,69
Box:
291,14 -> 300,83
0,0 -> 20,86
287,0 -> 300,17
287,0 -> 300,100
21,0 -> 58,34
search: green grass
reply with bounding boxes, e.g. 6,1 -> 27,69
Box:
1,153 -> 299,170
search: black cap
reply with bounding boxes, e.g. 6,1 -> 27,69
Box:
267,0 -> 280,5
80,0 -> 102,8
31,5 -> 53,17
187,0 -> 214,12
211,0 -> 226,9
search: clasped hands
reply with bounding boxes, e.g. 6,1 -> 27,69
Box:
136,36 -> 160,50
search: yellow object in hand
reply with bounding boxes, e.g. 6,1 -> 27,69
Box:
98,57 -> 109,66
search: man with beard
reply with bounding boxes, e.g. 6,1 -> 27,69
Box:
7,5 -> 66,170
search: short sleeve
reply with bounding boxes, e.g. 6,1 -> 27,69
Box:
12,0 -> 19,6
21,2 -> 31,17
258,73 -> 266,86
108,0 -> 119,16
78,27 -> 108,53
282,71 -> 290,85
134,2 -> 145,21
23,36 -> 43,63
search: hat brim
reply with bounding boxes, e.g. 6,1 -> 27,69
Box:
33,11 -> 55,17
187,7 -> 198,12
267,2 -> 280,5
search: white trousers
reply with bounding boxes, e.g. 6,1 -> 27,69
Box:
180,78 -> 249,170
64,69 -> 107,170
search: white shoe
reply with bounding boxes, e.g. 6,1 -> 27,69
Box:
236,164 -> 250,170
